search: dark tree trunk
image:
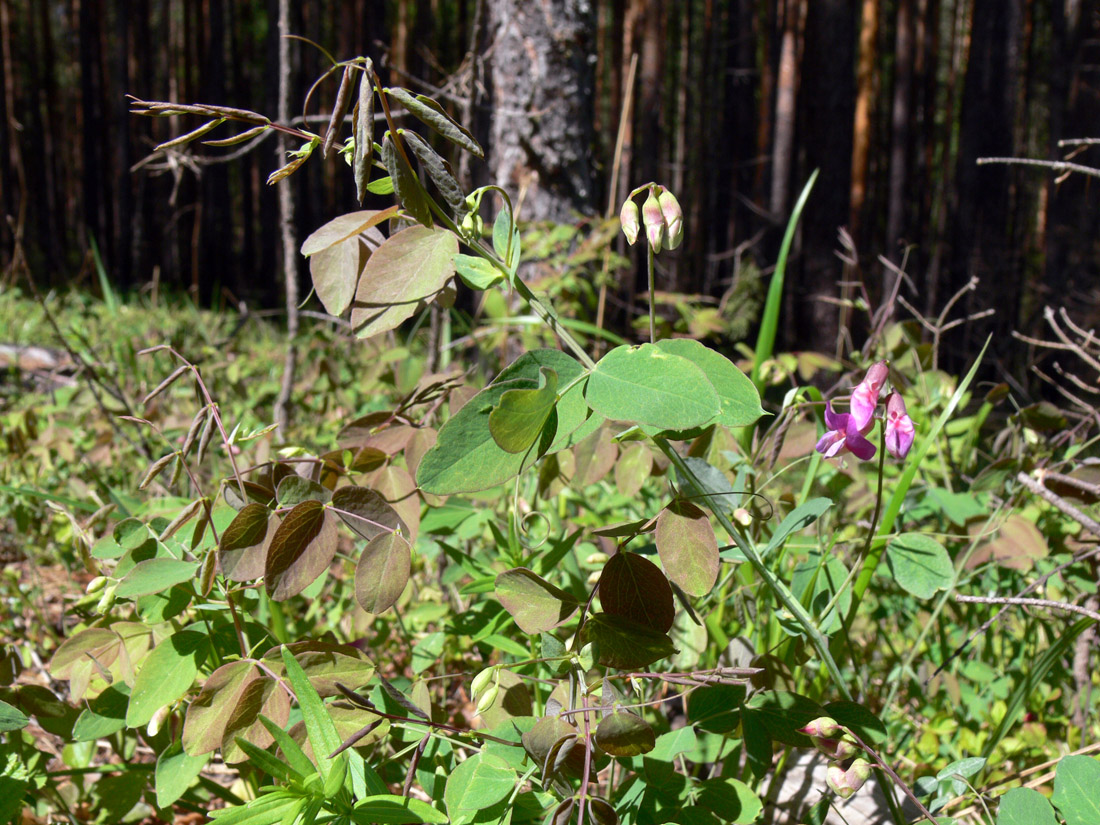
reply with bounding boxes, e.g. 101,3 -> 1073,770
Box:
949,0 -> 1023,359
797,0 -> 856,355
886,0 -> 914,266
486,0 -> 596,221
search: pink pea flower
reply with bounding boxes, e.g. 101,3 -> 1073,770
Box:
849,361 -> 888,431
884,392 -> 915,459
815,401 -> 876,461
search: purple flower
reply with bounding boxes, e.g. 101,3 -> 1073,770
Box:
850,361 -> 888,431
815,401 -> 876,461
884,392 -> 915,459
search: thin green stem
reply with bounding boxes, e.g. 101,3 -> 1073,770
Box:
647,245 -> 656,343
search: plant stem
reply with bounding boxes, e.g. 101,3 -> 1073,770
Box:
647,245 -> 656,343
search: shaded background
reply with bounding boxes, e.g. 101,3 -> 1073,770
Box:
2,0 -> 1099,368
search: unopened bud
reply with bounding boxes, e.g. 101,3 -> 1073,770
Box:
86,576 -> 108,595
147,705 -> 170,737
475,684 -> 499,715
826,764 -> 854,798
798,717 -> 843,739
470,667 -> 497,701
658,189 -> 683,250
642,191 -> 664,253
620,198 -> 640,246
813,736 -> 860,761
95,584 -> 117,614
825,758 -> 872,799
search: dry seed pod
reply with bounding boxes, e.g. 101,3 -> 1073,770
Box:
323,65 -> 357,159
143,365 -> 190,406
181,406 -> 209,457
354,58 -> 375,203
196,407 -> 216,463
154,118 -> 225,152
203,123 -> 269,147
159,498 -> 205,541
200,548 -> 218,596
139,453 -> 177,490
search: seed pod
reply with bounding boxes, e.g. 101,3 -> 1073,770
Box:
182,406 -> 209,457
159,498 -> 205,541
139,453 -> 177,490
354,58 -> 375,204
200,548 -> 218,597
324,65 -> 357,159
142,365 -> 190,406
196,406 -> 217,464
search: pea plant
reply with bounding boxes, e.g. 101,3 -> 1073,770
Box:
13,51 -> 1095,825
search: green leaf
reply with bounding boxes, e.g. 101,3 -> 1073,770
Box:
586,344 -> 720,431
454,254 -> 504,290
886,533 -> 954,599
155,740 -> 210,808
384,87 -> 483,158
598,551 -> 675,633
382,132 -> 433,227
493,207 -> 521,274
697,777 -> 763,824
350,225 -> 458,339
1052,755 -> 1100,825
762,498 -> 832,557
280,646 -> 342,782
495,349 -> 595,452
72,683 -> 130,741
219,503 -> 275,582
687,685 -> 746,734
995,787 -> 1059,825
444,752 -> 517,820
489,367 -> 559,453
262,641 -> 376,698
265,500 -> 339,601
355,532 -> 412,614
654,338 -> 764,428
0,699 -> 28,732
823,701 -> 887,746
743,691 -> 823,747
276,475 -> 331,507
578,613 -> 677,670
495,568 -> 579,633
594,711 -> 655,757
258,714 -> 317,780
207,791 -> 304,825
351,794 -> 449,825
126,630 -> 207,727
656,501 -> 719,598
115,558 -> 198,599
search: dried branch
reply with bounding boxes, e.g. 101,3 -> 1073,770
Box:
955,594 -> 1100,623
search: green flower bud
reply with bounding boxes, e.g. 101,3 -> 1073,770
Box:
86,576 -> 108,595
470,667 -> 497,701
658,188 -> 683,250
826,764 -> 856,799
475,683 -> 500,716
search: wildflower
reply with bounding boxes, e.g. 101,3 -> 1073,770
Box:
815,401 -> 876,461
620,198 -> 640,246
850,361 -> 888,431
642,190 -> 664,253
798,717 -> 843,739
884,392 -> 915,459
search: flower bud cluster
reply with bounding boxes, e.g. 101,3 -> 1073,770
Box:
620,184 -> 683,253
797,716 -> 872,800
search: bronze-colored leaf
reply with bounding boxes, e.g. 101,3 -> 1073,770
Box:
218,503 -> 275,582
598,551 -> 674,633
656,500 -> 719,598
332,486 -> 407,541
495,568 -> 579,634
354,532 -> 411,614
594,711 -> 655,757
264,500 -> 338,601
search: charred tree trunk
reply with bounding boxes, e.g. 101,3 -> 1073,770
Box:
486,0 -> 596,222
799,0 -> 856,355
849,0 -> 878,240
886,0 -> 914,268
949,0 -> 1023,360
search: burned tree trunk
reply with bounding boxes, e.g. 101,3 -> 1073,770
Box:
485,0 -> 596,221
